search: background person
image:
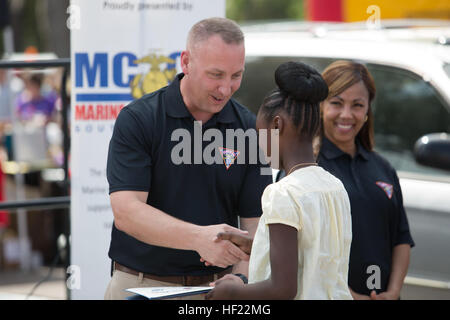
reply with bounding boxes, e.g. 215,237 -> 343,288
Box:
15,73 -> 57,123
105,17 -> 272,300
206,62 -> 353,300
317,60 -> 414,300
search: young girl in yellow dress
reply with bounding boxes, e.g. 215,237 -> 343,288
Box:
206,61 -> 353,300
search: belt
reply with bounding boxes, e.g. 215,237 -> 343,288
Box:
113,262 -> 232,286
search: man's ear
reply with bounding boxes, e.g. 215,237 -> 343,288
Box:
180,50 -> 190,75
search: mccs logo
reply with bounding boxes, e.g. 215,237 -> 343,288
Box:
73,51 -> 180,126
74,51 -> 181,101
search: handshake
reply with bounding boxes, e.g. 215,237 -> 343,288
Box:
197,224 -> 254,268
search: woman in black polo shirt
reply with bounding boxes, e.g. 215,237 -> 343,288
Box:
317,60 -> 415,300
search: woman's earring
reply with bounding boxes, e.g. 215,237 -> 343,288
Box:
364,115 -> 368,122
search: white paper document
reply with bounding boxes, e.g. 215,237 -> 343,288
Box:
126,286 -> 213,300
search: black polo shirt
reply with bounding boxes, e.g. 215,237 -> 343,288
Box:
107,73 -> 272,276
317,137 -> 415,295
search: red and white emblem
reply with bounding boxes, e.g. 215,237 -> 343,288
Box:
376,181 -> 393,199
218,147 -> 240,170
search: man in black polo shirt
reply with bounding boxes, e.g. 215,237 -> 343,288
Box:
104,17 -> 272,300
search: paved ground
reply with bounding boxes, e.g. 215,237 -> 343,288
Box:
0,267 -> 67,300
0,267 -> 449,300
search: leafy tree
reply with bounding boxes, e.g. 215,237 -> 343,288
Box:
227,0 -> 304,22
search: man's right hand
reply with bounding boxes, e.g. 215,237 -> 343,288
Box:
195,224 -> 250,268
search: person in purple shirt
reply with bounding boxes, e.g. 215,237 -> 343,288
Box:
16,73 -> 56,122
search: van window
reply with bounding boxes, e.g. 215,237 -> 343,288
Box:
235,56 -> 450,179
236,56 -> 334,114
367,64 -> 450,179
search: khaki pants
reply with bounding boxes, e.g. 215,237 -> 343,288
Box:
104,269 -> 217,300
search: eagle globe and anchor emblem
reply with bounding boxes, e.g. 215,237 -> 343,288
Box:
130,52 -> 178,99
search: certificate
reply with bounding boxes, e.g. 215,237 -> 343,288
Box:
126,286 -> 213,300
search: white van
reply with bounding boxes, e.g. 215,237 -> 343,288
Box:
236,20 -> 450,299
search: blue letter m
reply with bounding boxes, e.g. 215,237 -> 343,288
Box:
75,53 -> 108,88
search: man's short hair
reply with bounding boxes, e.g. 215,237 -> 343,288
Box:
187,17 -> 244,49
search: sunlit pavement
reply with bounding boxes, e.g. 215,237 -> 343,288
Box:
0,267 -> 67,300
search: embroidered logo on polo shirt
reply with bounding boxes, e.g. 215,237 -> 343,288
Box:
219,147 -> 240,170
375,181 -> 393,199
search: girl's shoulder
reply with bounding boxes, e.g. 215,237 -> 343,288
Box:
285,166 -> 346,194
261,177 -> 297,206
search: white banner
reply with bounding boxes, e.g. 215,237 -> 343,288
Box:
70,0 -> 225,299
